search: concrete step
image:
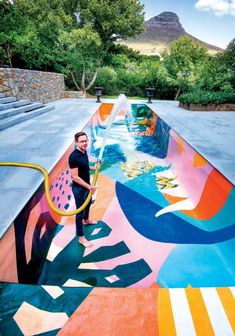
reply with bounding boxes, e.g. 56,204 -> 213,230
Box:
0,102 -> 43,120
0,100 -> 31,111
0,93 -> 6,98
0,97 -> 17,104
0,105 -> 55,131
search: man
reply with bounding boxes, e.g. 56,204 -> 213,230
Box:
69,131 -> 97,248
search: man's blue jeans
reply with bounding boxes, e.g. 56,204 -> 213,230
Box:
72,185 -> 91,236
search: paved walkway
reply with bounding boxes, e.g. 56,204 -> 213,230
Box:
0,98 -> 98,237
0,97 -> 234,238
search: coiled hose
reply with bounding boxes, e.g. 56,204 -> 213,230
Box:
0,161 -> 101,216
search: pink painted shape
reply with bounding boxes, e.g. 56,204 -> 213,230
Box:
91,228 -> 102,236
166,130 -> 213,207
84,195 -> 175,287
105,275 -> 120,283
51,224 -> 75,249
40,223 -> 47,239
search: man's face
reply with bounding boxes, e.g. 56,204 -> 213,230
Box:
76,135 -> 88,152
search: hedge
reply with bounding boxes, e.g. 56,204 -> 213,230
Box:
179,91 -> 235,104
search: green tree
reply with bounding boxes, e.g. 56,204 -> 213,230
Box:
0,0 -> 74,69
162,36 -> 208,98
58,24 -> 103,96
162,36 -> 208,77
193,39 -> 235,93
77,0 -> 144,49
95,66 -> 118,95
0,0 -> 27,67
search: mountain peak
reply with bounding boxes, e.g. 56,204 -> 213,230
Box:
143,12 -> 186,41
121,11 -> 222,55
146,11 -> 182,25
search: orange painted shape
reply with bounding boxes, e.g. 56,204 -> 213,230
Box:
58,287 -> 159,336
0,224 -> 18,282
183,169 -> 233,220
150,282 -> 162,289
163,194 -> 187,205
98,103 -> 113,122
158,289 -> 176,336
216,287 -> 235,334
194,152 -> 207,167
61,214 -> 75,225
177,135 -> 184,154
185,287 -> 215,336
90,174 -> 116,220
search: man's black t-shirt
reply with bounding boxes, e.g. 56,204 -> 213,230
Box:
68,149 -> 90,187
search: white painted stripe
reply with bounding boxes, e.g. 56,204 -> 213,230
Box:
229,287 -> 235,299
200,287 -> 234,336
169,288 -> 196,336
63,279 -> 92,287
78,262 -> 98,269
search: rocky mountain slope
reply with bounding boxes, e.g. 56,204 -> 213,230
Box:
120,12 -> 223,55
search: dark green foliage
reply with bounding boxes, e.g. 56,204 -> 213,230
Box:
179,91 -> 235,104
77,0 -> 145,49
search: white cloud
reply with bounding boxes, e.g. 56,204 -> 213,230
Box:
195,0 -> 235,16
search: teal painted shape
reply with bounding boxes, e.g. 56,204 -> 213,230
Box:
157,238 -> 235,287
125,167 -> 170,208
83,241 -> 130,263
0,282 -> 92,336
38,221 -> 151,288
81,220 -> 111,240
72,259 -> 152,287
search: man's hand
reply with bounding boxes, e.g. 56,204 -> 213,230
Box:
89,186 -> 97,194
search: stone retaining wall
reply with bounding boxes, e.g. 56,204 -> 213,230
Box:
64,90 -> 84,98
179,102 -> 235,111
0,68 -> 65,103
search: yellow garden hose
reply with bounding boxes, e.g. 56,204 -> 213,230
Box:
0,161 -> 101,216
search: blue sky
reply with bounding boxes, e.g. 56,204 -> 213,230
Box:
140,0 -> 235,49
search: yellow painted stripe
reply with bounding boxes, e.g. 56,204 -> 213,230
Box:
185,287 -> 215,336
216,287 -> 235,334
158,289 -> 176,336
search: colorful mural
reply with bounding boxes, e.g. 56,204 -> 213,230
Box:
0,103 -> 235,335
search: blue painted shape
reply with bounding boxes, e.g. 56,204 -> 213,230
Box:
116,182 -> 235,244
157,239 -> 235,287
125,166 -> 170,208
132,104 -> 171,158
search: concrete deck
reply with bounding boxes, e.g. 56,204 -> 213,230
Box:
0,97 -> 234,238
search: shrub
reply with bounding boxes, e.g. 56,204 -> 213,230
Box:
93,66 -> 118,95
179,91 -> 235,104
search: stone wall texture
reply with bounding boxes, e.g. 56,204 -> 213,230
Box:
0,68 -> 65,103
64,90 -> 84,98
179,102 -> 235,111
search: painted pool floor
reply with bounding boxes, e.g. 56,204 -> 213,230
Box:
1,98 -> 235,335
1,282 -> 235,335
0,98 -> 235,238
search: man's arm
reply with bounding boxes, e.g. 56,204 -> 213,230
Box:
70,168 -> 96,194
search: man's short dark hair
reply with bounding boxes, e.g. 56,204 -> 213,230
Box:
74,131 -> 87,142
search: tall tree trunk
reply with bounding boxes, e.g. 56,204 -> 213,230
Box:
6,45 -> 13,68
85,69 -> 98,92
81,65 -> 85,92
175,88 -> 181,100
70,71 -> 81,91
70,67 -> 99,98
